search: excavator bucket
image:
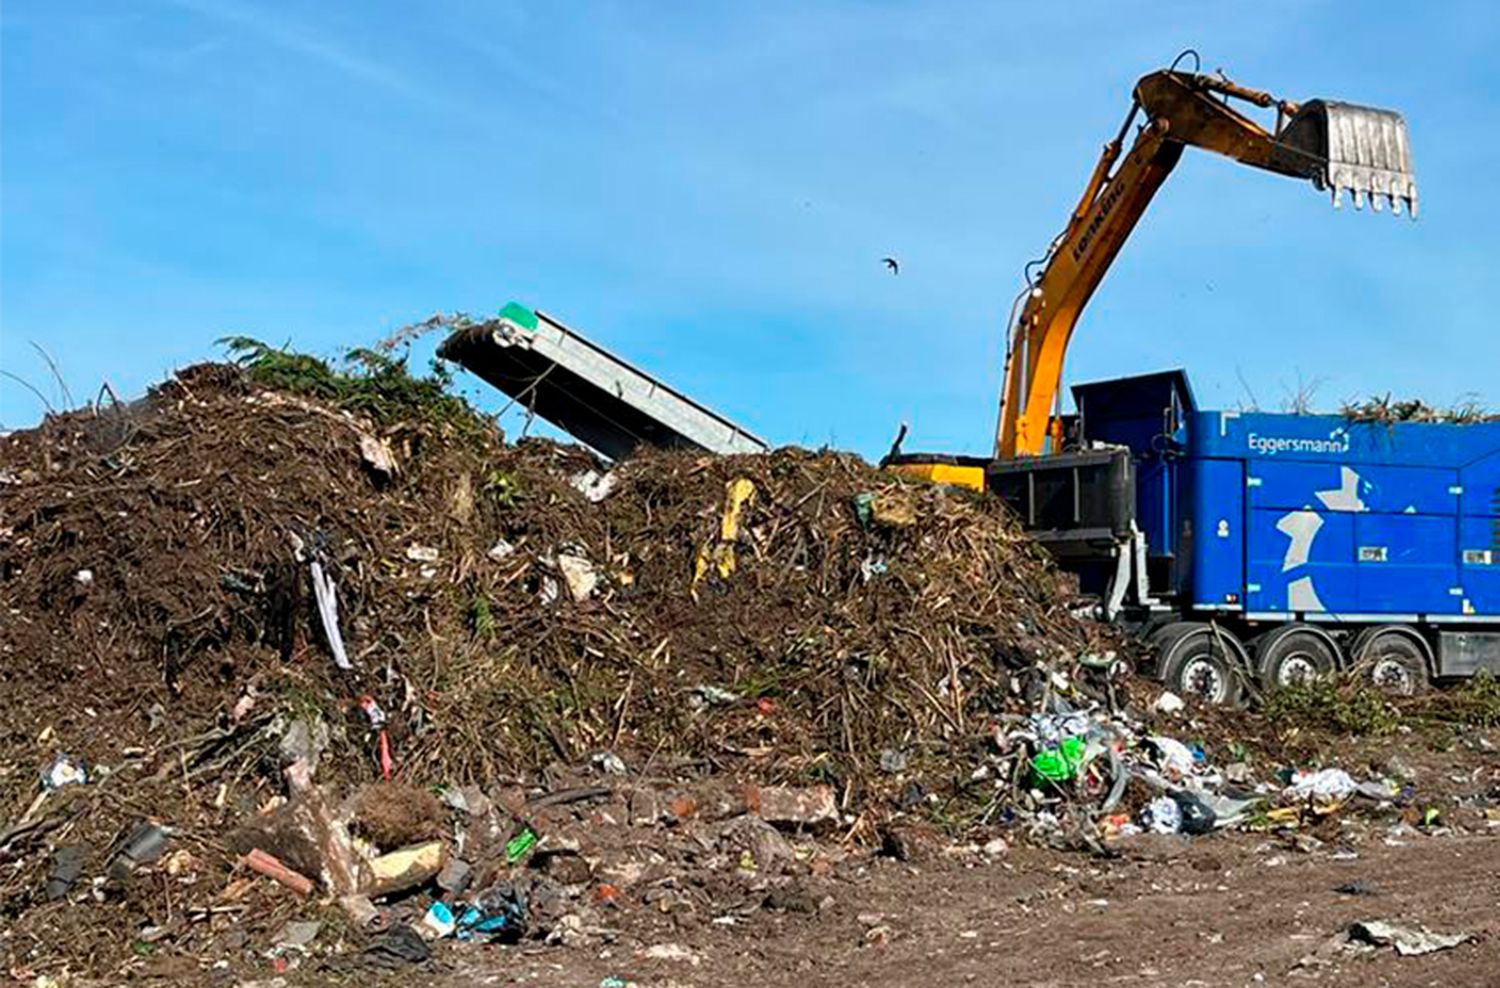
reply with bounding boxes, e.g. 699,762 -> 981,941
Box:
1276,100 -> 1419,216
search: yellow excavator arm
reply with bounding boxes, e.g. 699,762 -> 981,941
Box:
995,62 -> 1418,458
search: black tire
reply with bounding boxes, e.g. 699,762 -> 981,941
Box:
1255,625 -> 1339,691
1151,622 -> 1247,708
1350,626 -> 1431,696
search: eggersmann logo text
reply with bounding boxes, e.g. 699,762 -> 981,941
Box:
1247,432 -> 1351,456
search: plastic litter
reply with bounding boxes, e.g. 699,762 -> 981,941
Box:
1148,736 -> 1198,780
271,920 -> 323,955
505,825 -> 539,865
1141,796 -> 1183,834
570,470 -> 618,503
556,550 -> 598,600
1169,791 -> 1217,835
593,751 -> 628,775
358,695 -> 388,728
1192,791 -> 1261,829
47,844 -> 89,901
41,753 -> 89,790
405,544 -> 440,563
309,560 -> 353,671
1285,768 -> 1357,807
1348,919 -> 1472,956
107,822 -> 171,882
419,901 -> 457,940
455,880 -> 528,941
1153,691 -> 1185,715
1031,735 -> 1086,785
688,685 -> 742,712
359,924 -> 431,968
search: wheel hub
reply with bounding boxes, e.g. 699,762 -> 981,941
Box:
1181,657 -> 1227,704
1277,651 -> 1320,687
1371,656 -> 1414,694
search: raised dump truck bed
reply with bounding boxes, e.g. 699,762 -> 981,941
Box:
440,303 -> 767,461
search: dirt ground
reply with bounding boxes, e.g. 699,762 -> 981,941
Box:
434,830 -> 1500,988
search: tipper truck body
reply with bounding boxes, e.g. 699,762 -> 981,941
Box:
974,369 -> 1500,703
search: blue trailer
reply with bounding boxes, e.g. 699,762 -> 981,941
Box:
984,370 -> 1500,704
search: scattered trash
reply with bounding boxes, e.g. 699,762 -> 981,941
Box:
593,751 -> 628,776
1031,735 -> 1086,785
366,840 -> 446,897
1348,919 -> 1473,956
693,477 -> 756,588
556,550 -> 598,601
688,685 -> 742,712
571,469 -> 618,502
242,848 -> 314,897
436,857 -> 473,895
359,924 -> 431,968
405,544 -> 441,564
1148,736 -> 1198,780
744,784 -> 838,830
107,822 -> 171,883
1169,790 -> 1217,836
879,748 -> 909,774
74,568 -> 94,587
505,825 -> 539,865
279,717 -> 331,790
1355,778 -> 1397,801
1141,796 -> 1183,834
308,559 -> 353,671
455,881 -> 528,941
358,696 -> 388,728
271,920 -> 323,954
359,433 -> 398,478
1153,691 -> 1185,715
1285,768 -> 1357,810
487,538 -> 516,562
41,753 -> 89,790
418,901 -> 457,940
339,893 -> 380,928
46,844 -> 89,901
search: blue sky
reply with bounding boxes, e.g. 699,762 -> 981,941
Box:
3,1 -> 1497,456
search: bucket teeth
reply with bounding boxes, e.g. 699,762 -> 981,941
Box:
1280,99 -> 1419,219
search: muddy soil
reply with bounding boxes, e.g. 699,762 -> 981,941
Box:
433,831 -> 1500,988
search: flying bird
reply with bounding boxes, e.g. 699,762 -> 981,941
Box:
882,256 -> 900,274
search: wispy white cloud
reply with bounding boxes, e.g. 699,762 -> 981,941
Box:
167,0 -> 415,96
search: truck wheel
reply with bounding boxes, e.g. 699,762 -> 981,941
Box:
1350,626 -> 1430,696
1255,625 -> 1338,690
1151,622 -> 1247,707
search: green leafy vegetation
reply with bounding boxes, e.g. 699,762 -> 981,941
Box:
1424,671 -> 1500,729
219,334 -> 492,438
1264,678 -> 1401,736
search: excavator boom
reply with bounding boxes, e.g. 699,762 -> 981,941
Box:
994,65 -> 1418,458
